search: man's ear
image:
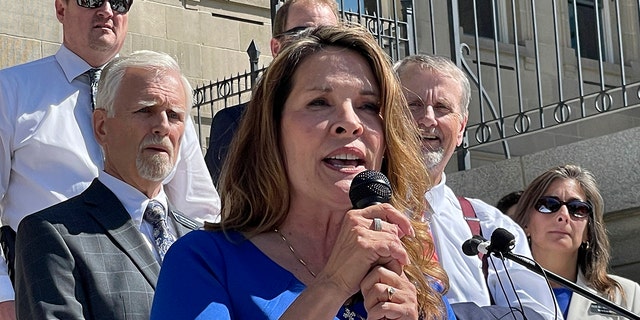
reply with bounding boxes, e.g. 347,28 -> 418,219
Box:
55,0 -> 66,23
270,38 -> 281,58
93,109 -> 108,146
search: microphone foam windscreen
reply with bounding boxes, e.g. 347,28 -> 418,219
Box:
462,237 -> 482,256
349,170 -> 392,209
490,228 -> 516,254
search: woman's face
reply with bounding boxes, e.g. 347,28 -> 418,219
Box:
526,178 -> 590,259
280,47 -> 385,207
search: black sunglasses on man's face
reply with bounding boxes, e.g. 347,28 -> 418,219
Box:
274,26 -> 311,39
76,0 -> 133,14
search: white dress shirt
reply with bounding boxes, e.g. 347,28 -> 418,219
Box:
426,173 -> 559,320
97,171 -> 175,264
0,45 -> 220,301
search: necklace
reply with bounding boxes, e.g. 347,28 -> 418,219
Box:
274,228 -> 317,278
273,228 -> 366,320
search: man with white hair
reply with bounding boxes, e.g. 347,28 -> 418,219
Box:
0,2 -> 219,317
14,50 -> 200,320
395,54 -> 559,320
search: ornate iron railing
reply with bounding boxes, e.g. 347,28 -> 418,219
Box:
192,0 -> 417,148
193,0 -> 640,170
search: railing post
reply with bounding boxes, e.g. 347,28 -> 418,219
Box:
448,0 -> 470,171
246,40 -> 260,87
400,0 -> 416,56
447,0 -> 462,65
457,134 -> 470,171
270,0 -> 280,34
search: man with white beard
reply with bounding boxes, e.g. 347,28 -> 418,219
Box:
395,55 -> 559,320
14,51 -> 200,320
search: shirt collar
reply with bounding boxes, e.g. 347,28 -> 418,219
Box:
97,171 -> 168,228
55,45 -> 113,83
425,172 -> 447,206
55,45 -> 95,83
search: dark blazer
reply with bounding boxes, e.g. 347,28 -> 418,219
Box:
14,179 -> 199,320
204,103 -> 247,186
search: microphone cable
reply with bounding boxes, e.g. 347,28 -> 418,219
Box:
486,251 -> 526,320
507,252 -> 561,320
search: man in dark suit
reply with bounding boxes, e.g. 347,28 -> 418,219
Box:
204,0 -> 339,185
14,50 -> 200,320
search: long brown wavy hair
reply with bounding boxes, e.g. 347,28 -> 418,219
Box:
209,24 -> 448,318
512,164 -> 623,301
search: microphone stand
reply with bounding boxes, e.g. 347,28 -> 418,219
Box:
497,251 -> 640,320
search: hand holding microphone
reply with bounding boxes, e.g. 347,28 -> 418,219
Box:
341,170 -> 419,320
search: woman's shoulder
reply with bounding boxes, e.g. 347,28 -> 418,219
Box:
608,274 -> 639,286
167,229 -> 253,259
609,274 -> 640,293
608,274 -> 640,312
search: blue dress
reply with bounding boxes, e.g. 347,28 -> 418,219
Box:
151,230 -> 456,320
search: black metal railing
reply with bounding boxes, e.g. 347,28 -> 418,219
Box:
192,41 -> 266,147
192,0 -> 417,148
193,1 -> 640,170
439,0 -> 640,170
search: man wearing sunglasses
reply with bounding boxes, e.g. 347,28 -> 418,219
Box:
0,1 -> 220,318
394,54 -> 559,320
204,0 -> 339,186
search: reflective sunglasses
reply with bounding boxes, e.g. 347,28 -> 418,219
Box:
534,196 -> 592,219
274,26 -> 310,39
76,0 -> 133,14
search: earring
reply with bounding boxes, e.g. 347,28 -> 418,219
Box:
580,241 -> 590,250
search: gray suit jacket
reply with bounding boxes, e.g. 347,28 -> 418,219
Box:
14,179 -> 200,320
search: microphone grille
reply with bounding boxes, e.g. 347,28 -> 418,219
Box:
349,170 -> 392,209
490,228 -> 516,254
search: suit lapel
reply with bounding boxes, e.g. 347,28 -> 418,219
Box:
83,179 -> 161,288
167,204 -> 202,237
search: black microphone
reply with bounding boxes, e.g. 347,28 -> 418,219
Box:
462,235 -> 489,256
465,229 -> 640,319
349,170 -> 392,208
461,228 -> 516,256
490,227 -> 516,254
346,170 -> 391,306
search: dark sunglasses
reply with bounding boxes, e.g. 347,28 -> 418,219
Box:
275,26 -> 310,39
77,0 -> 133,14
534,196 -> 592,219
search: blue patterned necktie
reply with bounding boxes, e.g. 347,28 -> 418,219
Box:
87,68 -> 101,110
143,200 -> 176,262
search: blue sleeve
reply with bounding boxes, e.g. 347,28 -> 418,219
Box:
432,279 -> 457,320
443,295 -> 458,320
150,231 -> 231,320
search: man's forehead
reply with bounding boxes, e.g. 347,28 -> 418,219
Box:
286,2 -> 337,30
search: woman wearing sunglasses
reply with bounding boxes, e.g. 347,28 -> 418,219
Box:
511,164 -> 640,319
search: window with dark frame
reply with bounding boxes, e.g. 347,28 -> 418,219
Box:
459,0 -> 496,39
568,0 -> 605,60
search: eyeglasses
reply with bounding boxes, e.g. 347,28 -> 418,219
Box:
534,196 -> 592,219
275,26 -> 310,39
76,0 -> 133,14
